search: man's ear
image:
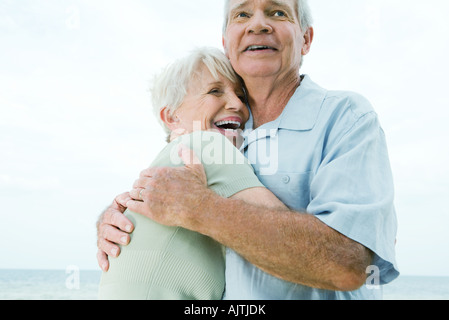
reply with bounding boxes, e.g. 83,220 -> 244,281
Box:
160,106 -> 179,131
222,35 -> 229,58
301,27 -> 314,56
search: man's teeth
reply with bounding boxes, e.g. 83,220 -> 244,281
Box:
246,45 -> 273,51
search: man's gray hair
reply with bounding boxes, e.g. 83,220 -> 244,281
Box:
222,0 -> 313,35
150,47 -> 240,139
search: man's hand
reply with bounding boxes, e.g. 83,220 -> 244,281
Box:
96,192 -> 134,271
127,144 -> 212,231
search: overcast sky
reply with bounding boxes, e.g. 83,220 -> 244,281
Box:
1,0 -> 448,277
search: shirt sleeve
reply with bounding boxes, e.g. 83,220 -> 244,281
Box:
177,131 -> 264,198
307,108 -> 400,285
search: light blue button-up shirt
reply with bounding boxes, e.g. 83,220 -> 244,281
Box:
224,75 -> 399,300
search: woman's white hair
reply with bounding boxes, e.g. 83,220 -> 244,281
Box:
150,47 -> 241,139
222,0 -> 313,34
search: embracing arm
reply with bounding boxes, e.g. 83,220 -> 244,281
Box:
127,147 -> 373,291
190,187 -> 372,291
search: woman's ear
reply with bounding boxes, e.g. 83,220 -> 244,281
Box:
160,106 -> 179,131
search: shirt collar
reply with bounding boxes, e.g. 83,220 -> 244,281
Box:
277,75 -> 327,131
240,75 -> 327,151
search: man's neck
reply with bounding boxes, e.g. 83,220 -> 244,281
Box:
245,74 -> 302,129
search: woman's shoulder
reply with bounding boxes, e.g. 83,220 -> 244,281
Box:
151,131 -> 243,168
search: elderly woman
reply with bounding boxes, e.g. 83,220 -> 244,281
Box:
98,47 -> 285,300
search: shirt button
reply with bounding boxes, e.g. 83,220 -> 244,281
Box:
282,175 -> 290,184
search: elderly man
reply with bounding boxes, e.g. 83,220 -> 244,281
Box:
97,0 -> 399,300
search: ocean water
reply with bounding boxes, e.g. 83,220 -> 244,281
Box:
0,269 -> 448,300
0,269 -> 101,300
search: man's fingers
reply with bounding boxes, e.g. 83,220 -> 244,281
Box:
97,249 -> 110,272
96,214 -> 131,268
139,167 -> 157,178
96,192 -> 135,272
129,187 -> 145,201
132,177 -> 153,190
126,199 -> 148,216
102,208 -> 134,233
115,192 -> 132,210
99,224 -> 130,246
97,237 -> 121,260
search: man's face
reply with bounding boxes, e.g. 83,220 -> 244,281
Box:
223,0 -> 312,81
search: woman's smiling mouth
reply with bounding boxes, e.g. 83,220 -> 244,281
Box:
213,117 -> 244,136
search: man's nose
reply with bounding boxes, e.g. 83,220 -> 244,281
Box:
248,12 -> 273,34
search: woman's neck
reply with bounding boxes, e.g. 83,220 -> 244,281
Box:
245,73 -> 302,129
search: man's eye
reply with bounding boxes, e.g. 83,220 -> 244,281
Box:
273,11 -> 286,17
236,12 -> 249,18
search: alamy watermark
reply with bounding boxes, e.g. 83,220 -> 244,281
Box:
65,6 -> 81,30
168,121 -> 279,175
366,265 -> 381,290
245,128 -> 279,175
65,265 -> 80,290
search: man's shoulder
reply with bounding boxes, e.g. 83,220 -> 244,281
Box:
304,84 -> 380,140
301,76 -> 376,120
323,89 -> 376,119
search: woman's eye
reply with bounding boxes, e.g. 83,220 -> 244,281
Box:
208,89 -> 221,95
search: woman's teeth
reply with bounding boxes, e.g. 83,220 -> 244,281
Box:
215,120 -> 241,130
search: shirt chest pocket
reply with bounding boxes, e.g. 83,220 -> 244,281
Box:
257,172 -> 312,211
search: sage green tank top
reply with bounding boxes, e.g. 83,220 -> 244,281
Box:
98,131 -> 263,300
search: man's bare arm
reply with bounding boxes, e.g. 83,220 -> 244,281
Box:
127,148 -> 373,291
196,188 -> 373,291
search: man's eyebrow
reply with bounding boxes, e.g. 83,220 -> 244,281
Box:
229,1 -> 248,14
267,0 -> 294,13
230,0 -> 294,14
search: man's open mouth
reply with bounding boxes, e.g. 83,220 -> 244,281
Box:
244,45 -> 277,52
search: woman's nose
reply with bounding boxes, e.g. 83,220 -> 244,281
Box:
225,93 -> 246,111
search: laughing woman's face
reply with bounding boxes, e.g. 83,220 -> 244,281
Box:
162,63 -> 249,146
